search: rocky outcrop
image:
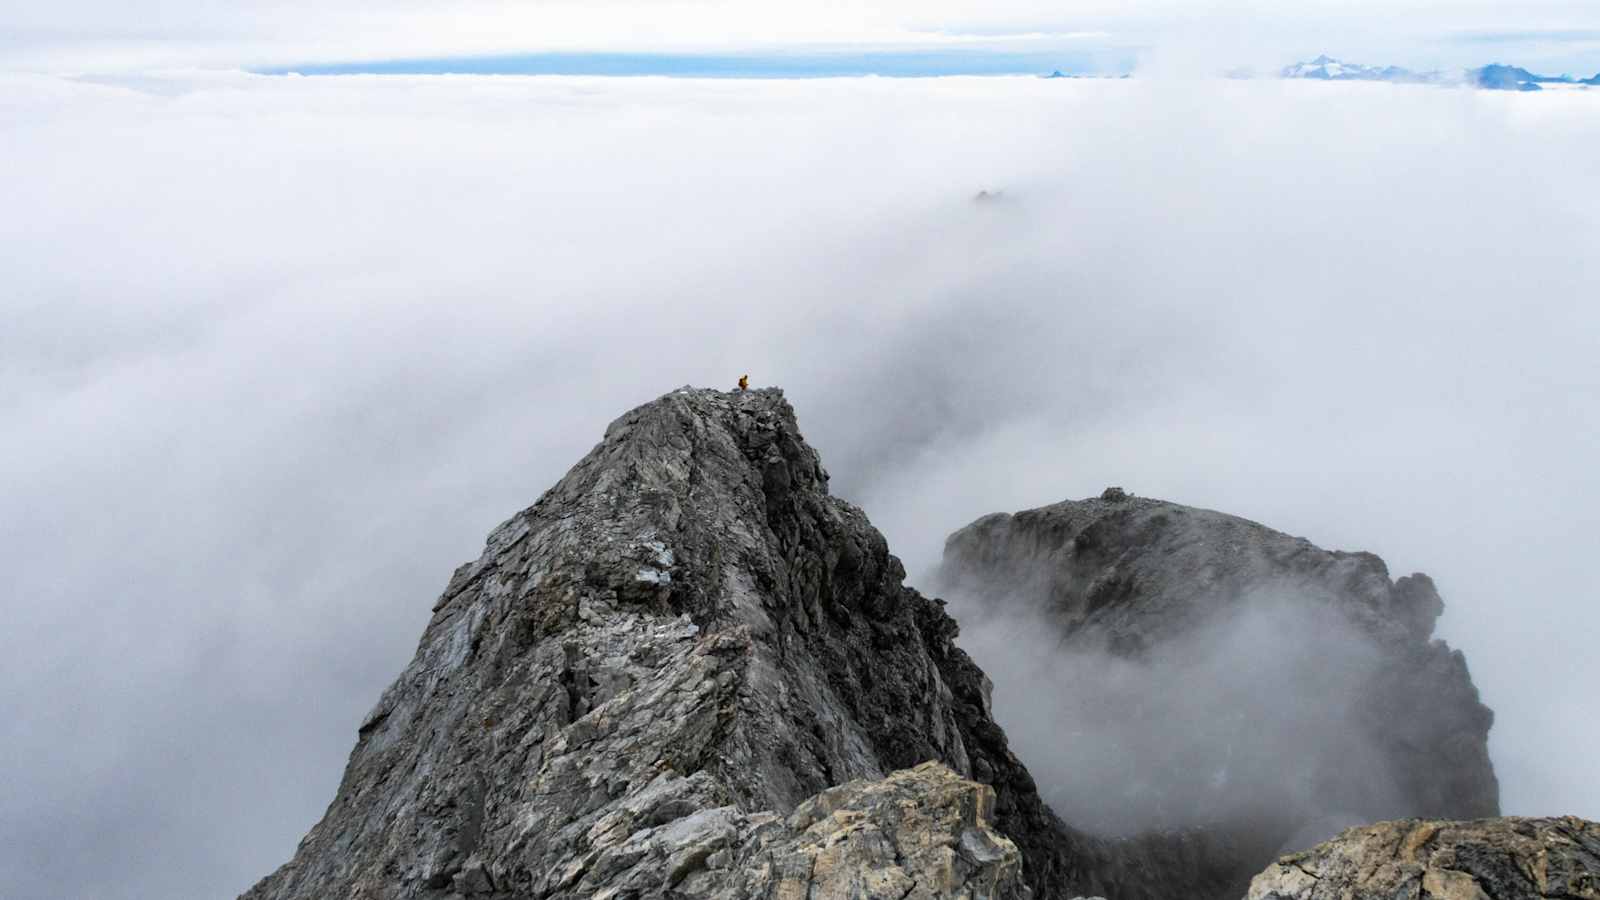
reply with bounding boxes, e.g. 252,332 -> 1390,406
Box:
243,388 -> 1240,900
938,489 -> 1499,893
1248,817 -> 1600,900
353,758 -> 1032,900
941,488 -> 1480,658
744,762 -> 1028,900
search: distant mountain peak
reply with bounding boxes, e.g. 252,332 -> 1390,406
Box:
1470,62 -> 1564,91
1280,56 -> 1435,83
1281,55 -> 1598,91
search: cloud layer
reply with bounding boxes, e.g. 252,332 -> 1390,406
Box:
938,589 -> 1405,843
2,73 -> 1597,899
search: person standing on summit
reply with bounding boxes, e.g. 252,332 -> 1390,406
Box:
737,374 -> 749,391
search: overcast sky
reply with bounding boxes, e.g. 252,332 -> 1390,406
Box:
3,50 -> 1599,900
2,0 -> 1600,73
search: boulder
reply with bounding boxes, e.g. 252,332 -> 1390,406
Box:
1249,817 -> 1600,900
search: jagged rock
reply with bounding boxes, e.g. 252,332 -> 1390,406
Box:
246,388 -> 1234,900
750,762 -> 1028,899
1248,817 -> 1600,900
939,493 -> 1499,895
421,760 -> 1026,900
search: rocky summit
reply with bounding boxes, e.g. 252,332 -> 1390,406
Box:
241,387 -> 1237,900
939,490 -> 1501,893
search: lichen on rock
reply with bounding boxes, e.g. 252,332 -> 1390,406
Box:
1248,816 -> 1600,900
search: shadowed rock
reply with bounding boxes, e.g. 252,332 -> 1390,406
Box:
939,491 -> 1499,895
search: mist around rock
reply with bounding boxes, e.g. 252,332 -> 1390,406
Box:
235,388 -> 1217,900
4,72 -> 1599,900
933,494 -> 1499,890
944,589 -> 1394,839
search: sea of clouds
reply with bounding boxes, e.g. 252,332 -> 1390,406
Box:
2,72 -> 1596,899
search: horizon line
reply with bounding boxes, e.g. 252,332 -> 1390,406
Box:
256,49 -> 1132,79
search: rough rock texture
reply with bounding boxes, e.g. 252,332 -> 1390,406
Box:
941,489 -> 1487,660
939,489 -> 1500,893
243,388 -> 1235,900
1249,817 -> 1600,900
747,762 -> 1028,900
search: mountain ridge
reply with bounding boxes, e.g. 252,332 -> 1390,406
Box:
239,387 -> 1241,900
240,388 -> 1569,900
1279,55 -> 1599,89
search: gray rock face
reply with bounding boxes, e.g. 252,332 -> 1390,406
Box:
1248,817 -> 1600,900
743,761 -> 1029,900
243,388 -> 1232,900
938,491 -> 1500,895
